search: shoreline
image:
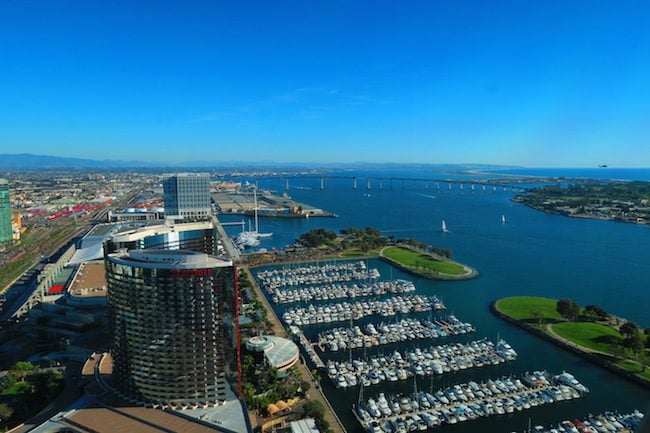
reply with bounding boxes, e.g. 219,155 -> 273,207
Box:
490,300 -> 650,390
514,200 -> 649,226
245,249 -> 479,281
378,246 -> 479,281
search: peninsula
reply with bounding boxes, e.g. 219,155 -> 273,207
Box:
492,296 -> 650,387
241,227 -> 478,280
513,181 -> 650,224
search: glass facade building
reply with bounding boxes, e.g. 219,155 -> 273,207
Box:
106,249 -> 237,407
0,179 -> 12,244
163,173 -> 211,221
105,225 -> 216,256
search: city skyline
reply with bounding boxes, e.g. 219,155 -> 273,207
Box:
1,1 -> 649,167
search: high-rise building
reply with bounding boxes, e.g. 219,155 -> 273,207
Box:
104,220 -> 217,256
0,179 -> 12,244
162,173 -> 211,221
105,249 -> 237,407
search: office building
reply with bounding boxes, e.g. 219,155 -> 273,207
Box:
0,179 -> 12,244
105,249 -> 237,406
163,173 -> 212,221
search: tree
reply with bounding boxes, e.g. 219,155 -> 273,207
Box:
12,361 -> 35,382
0,403 -> 14,424
299,380 -> 312,394
530,307 -> 544,327
242,382 -> 255,404
622,334 -> 644,353
556,299 -> 580,321
620,321 -> 640,338
585,305 -> 608,320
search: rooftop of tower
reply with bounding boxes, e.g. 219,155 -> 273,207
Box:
108,249 -> 232,269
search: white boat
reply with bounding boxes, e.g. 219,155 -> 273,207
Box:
252,188 -> 273,239
501,214 -> 506,224
440,220 -> 449,233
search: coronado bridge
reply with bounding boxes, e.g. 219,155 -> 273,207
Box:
243,175 -> 533,193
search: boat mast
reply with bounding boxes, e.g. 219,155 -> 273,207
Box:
254,187 -> 259,233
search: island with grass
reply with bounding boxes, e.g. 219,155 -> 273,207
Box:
492,296 -> 650,387
379,244 -> 477,280
242,227 -> 478,280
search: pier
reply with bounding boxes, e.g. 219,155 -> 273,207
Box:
281,295 -> 445,326
327,338 -> 517,388
268,279 -> 416,304
353,371 -> 589,432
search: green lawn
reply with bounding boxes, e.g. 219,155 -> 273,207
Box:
617,360 -> 650,380
340,248 -> 381,258
383,246 -> 465,275
551,321 -> 623,354
495,296 -> 562,320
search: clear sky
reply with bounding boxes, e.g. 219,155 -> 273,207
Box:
1,0 -> 649,167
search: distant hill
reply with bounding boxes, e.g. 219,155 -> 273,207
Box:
0,153 -> 149,169
0,153 -> 523,171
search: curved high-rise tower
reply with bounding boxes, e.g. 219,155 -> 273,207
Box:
105,249 -> 235,407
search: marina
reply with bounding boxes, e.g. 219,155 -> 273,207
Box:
269,279 -> 416,304
354,371 -> 590,433
327,338 -> 518,388
281,295 -> 445,326
510,410 -> 645,433
257,260 -> 380,290
317,316 -> 475,352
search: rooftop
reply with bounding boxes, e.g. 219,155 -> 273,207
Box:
110,220 -> 213,242
245,336 -> 299,371
108,249 -> 232,269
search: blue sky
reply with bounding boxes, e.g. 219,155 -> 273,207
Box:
1,0 -> 649,167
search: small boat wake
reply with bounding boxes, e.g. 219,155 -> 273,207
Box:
416,193 -> 437,200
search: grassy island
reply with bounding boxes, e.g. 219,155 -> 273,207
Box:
381,246 -> 468,277
242,228 -> 477,281
493,296 -> 650,384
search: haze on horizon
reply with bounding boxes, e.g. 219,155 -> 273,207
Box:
1,1 -> 649,168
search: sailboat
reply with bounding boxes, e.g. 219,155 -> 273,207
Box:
252,187 -> 273,238
440,220 -> 449,233
501,215 -> 506,224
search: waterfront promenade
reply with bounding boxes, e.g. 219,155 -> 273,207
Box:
242,266 -> 346,433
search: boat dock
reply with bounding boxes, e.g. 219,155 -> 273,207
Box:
317,316 -> 475,352
282,295 -> 445,326
294,329 -> 326,368
257,261 -> 379,290
269,279 -> 416,304
353,371 -> 589,432
327,338 -> 517,388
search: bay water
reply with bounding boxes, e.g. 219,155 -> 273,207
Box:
222,168 -> 650,432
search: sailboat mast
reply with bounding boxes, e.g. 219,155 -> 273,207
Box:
254,187 -> 259,233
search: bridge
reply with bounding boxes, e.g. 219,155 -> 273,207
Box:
246,175 -> 532,193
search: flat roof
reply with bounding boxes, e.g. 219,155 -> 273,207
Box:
111,221 -> 213,243
70,262 -> 107,297
107,249 -> 232,269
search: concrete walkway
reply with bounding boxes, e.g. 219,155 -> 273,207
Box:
242,267 -> 346,433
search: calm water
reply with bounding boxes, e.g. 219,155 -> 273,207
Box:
223,169 -> 650,432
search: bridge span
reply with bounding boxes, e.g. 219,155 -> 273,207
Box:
249,175 -> 531,192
